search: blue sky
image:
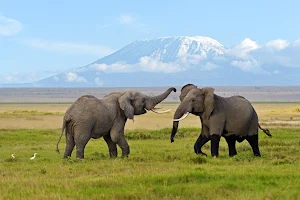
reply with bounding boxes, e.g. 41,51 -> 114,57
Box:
1,0 -> 300,84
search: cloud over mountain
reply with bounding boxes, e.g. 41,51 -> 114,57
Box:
0,15 -> 22,36
3,36 -> 300,87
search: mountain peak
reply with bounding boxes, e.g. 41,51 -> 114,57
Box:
28,35 -> 295,87
137,36 -> 223,47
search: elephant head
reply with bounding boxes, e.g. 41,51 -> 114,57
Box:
118,87 -> 177,120
170,85 -> 215,142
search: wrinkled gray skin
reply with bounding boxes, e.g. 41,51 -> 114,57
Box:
171,84 -> 271,157
56,87 -> 176,159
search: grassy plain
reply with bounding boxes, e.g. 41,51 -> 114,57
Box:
0,102 -> 300,199
1,102 -> 300,129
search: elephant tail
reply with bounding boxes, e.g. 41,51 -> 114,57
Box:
56,119 -> 66,154
259,123 -> 272,137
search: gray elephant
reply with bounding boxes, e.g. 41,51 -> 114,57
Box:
56,87 -> 176,159
173,84 -> 240,157
170,84 -> 271,157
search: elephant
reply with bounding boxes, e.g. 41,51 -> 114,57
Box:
56,87 -> 176,159
173,84 -> 239,157
170,84 -> 271,157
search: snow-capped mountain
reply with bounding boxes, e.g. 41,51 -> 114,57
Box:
18,36 -> 300,87
94,36 -> 225,64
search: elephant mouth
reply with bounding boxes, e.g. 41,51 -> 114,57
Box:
191,108 -> 202,116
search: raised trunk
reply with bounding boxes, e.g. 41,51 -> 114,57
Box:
146,87 -> 176,110
170,104 -> 186,143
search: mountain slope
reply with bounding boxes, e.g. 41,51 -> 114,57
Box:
27,36 -> 300,87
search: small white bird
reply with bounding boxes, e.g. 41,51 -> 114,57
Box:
30,153 -> 37,160
11,154 -> 15,159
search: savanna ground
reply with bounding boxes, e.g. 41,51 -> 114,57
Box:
1,102 -> 300,199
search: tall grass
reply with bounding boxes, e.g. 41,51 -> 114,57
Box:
0,128 -> 299,199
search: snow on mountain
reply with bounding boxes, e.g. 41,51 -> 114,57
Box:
24,36 -> 300,87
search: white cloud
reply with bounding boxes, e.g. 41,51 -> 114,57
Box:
0,15 -> 22,36
273,70 -> 280,74
92,56 -> 187,73
177,53 -> 205,65
140,56 -> 184,73
1,72 -> 40,83
11,72 -> 20,76
293,39 -> 300,47
94,64 -> 108,71
230,59 -> 267,74
249,38 -> 300,68
228,38 -> 260,59
4,76 -> 13,82
27,72 -> 38,81
265,39 -> 289,51
119,14 -> 134,24
92,62 -> 134,73
24,39 -> 114,56
94,77 -> 103,86
65,72 -> 87,83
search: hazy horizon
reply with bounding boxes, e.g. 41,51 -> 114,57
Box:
1,86 -> 300,103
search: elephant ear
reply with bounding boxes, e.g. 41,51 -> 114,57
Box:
118,92 -> 134,120
203,87 -> 215,119
180,84 -> 197,101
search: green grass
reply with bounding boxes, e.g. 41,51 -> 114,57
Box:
0,128 -> 300,199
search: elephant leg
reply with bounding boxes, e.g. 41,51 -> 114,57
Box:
63,133 -> 75,158
103,134 -> 118,158
194,134 -> 209,156
110,124 -> 130,158
209,119 -> 224,157
246,134 -> 261,156
117,134 -> 130,157
225,135 -> 237,157
210,134 -> 221,157
74,131 -> 91,159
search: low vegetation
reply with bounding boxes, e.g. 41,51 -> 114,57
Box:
0,110 -> 64,116
1,102 -> 300,130
1,128 -> 299,199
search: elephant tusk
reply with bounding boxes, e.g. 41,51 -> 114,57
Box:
173,112 -> 189,121
152,106 -> 163,110
150,109 -> 171,114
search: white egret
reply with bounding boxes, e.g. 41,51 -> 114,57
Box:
11,154 -> 15,159
30,153 -> 37,160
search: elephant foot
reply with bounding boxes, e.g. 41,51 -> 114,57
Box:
229,150 -> 237,157
194,147 -> 207,156
63,155 -> 71,159
196,151 -> 207,157
109,151 -> 118,158
229,152 -> 237,157
254,153 -> 261,157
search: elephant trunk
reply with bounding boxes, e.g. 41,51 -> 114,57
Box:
170,104 -> 186,143
146,87 -> 176,110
